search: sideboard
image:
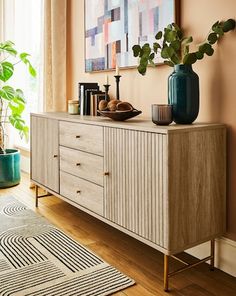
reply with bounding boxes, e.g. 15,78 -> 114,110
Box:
30,112 -> 226,291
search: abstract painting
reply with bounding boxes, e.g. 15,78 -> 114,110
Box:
85,0 -> 178,72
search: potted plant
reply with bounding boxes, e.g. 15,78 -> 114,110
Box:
0,40 -> 36,188
132,19 -> 235,124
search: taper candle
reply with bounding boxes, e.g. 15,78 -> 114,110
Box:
115,64 -> 119,76
105,74 -> 109,85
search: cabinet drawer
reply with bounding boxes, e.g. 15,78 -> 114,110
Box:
60,171 -> 103,216
60,146 -> 103,186
59,121 -> 103,156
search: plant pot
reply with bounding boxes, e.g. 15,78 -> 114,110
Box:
0,149 -> 21,188
168,64 -> 199,124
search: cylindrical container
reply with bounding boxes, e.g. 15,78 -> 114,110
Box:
168,64 -> 199,124
152,104 -> 173,125
0,149 -> 20,188
68,100 -> 79,114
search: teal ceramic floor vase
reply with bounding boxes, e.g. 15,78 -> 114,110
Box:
0,149 -> 21,188
168,64 -> 199,124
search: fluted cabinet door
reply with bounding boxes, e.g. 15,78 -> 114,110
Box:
104,127 -> 168,248
31,116 -> 59,193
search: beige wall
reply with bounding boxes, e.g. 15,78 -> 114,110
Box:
67,0 -> 236,241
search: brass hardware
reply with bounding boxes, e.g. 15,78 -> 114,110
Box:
164,255 -> 169,292
76,190 -> 81,194
76,163 -> 81,166
53,155 -> 58,158
104,172 -> 109,176
163,239 -> 215,292
35,185 -> 52,208
76,135 -> 80,138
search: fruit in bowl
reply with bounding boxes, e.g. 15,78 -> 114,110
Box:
99,99 -> 134,112
98,99 -> 142,121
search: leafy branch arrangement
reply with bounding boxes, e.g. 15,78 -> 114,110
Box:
132,19 -> 235,75
0,40 -> 36,153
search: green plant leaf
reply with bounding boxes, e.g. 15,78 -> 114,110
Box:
0,62 -> 14,82
183,45 -> 189,56
205,46 -> 214,56
153,42 -> 161,53
9,114 -> 28,141
222,19 -> 236,32
183,53 -> 197,64
164,60 -> 174,67
171,55 -> 180,65
212,21 -> 219,31
19,52 -> 37,77
149,53 -> 155,60
199,43 -> 212,54
182,36 -> 193,45
172,23 -> 181,31
213,26 -> 224,37
132,45 -> 141,57
161,46 -> 169,59
15,89 -> 26,103
0,41 -> 17,56
165,30 -> 177,42
0,86 -> 15,100
207,33 -> 218,44
171,40 -> 181,51
142,43 -> 151,57
196,51 -> 204,60
9,97 -> 25,115
155,31 -> 162,40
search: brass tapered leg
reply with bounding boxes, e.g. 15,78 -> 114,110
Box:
35,185 -> 39,207
164,255 -> 169,292
210,239 -> 215,271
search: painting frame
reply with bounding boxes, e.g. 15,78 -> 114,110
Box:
84,0 -> 180,73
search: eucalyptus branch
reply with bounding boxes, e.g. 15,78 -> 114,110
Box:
132,18 -> 235,75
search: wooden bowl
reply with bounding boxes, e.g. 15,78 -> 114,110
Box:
98,109 -> 142,121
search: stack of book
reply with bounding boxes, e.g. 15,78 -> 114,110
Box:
78,82 -> 105,115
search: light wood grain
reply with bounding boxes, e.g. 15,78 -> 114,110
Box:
31,112 -> 225,135
31,115 -> 59,192
60,171 -> 103,216
31,113 -> 226,256
60,146 -> 103,186
59,121 -> 103,156
167,128 -> 226,253
104,127 -> 168,248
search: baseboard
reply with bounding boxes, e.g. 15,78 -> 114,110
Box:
186,237 -> 236,277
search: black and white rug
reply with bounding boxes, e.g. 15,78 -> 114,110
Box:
0,196 -> 135,296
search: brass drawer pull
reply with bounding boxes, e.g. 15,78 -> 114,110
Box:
76,135 -> 81,138
76,190 -> 81,194
76,163 -> 81,166
53,154 -> 58,158
104,172 -> 109,176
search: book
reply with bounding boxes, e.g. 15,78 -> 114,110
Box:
78,82 -> 98,115
88,91 -> 105,116
84,88 -> 100,115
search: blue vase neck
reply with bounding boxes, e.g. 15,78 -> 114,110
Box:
174,64 -> 193,72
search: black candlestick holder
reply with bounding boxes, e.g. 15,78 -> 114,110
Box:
114,75 -> 121,100
103,84 -> 110,101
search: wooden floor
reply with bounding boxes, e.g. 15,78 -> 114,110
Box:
1,172 -> 236,296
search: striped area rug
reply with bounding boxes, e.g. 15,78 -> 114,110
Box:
0,196 -> 135,296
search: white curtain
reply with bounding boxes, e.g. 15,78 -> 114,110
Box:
43,0 -> 67,112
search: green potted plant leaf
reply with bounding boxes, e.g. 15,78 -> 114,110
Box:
132,19 -> 235,124
0,40 -> 36,188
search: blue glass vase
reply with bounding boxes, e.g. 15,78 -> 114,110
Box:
168,64 -> 199,124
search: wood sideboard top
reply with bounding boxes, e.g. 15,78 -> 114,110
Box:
31,112 -> 225,134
